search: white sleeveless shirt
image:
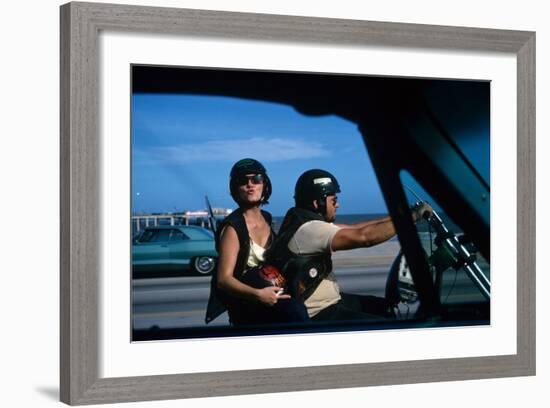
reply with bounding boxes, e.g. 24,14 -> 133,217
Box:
246,239 -> 267,268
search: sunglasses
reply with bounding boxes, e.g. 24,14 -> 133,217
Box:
236,174 -> 264,186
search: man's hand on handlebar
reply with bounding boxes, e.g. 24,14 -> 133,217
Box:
412,202 -> 433,222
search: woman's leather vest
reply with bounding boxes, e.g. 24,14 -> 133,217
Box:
204,208 -> 272,324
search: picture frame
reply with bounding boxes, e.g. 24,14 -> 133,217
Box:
60,1 -> 535,405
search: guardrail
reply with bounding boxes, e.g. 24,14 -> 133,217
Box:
132,213 -> 216,232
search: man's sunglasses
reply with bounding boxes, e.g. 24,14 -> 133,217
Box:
236,174 -> 265,186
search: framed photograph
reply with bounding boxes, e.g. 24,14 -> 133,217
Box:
60,2 -> 535,405
129,65 -> 492,341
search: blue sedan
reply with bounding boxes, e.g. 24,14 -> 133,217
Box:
132,225 -> 218,276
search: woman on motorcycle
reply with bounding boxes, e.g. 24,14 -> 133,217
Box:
208,158 -> 309,325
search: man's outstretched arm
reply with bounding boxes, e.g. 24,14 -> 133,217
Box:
331,203 -> 432,251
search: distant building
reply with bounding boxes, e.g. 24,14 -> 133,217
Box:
183,208 -> 232,217
212,207 -> 233,215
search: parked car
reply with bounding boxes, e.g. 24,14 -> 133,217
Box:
132,225 -> 217,276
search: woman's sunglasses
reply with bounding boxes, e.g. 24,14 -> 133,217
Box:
236,174 -> 264,186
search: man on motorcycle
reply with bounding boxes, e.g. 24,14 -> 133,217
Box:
265,169 -> 433,322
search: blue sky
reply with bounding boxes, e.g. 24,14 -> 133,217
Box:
131,91 -> 489,216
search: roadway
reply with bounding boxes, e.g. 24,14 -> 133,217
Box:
132,264 -> 488,331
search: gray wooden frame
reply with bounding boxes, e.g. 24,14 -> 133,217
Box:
60,1 -> 535,405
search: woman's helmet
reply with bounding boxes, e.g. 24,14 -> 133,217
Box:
229,158 -> 272,205
294,169 -> 340,215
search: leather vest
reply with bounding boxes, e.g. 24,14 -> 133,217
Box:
265,207 -> 333,301
204,208 -> 273,324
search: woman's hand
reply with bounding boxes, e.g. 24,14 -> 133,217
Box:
255,286 -> 291,306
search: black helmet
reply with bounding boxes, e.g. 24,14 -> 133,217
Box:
229,158 -> 272,205
294,169 -> 340,214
